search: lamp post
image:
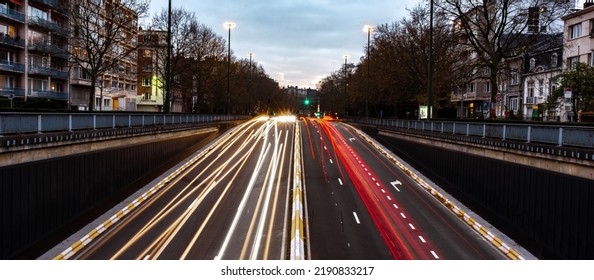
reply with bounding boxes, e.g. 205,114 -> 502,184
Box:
248,52 -> 253,115
225,21 -> 236,115
164,0 -> 172,113
344,55 -> 348,118
428,0 -> 434,119
363,25 -> 373,119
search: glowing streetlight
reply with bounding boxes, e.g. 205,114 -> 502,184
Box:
225,21 -> 236,115
363,25 -> 373,119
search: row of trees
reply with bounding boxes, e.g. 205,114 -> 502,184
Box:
70,0 -> 297,114
317,0 -> 589,119
149,8 -> 298,114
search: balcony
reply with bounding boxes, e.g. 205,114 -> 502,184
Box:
525,96 -> 535,104
0,60 -> 25,73
28,16 -> 69,37
29,90 -> 68,101
28,65 -> 68,79
0,88 -> 25,98
30,0 -> 69,15
0,6 -> 25,23
0,34 -> 25,48
28,42 -> 68,59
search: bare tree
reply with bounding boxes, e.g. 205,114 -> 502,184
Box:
437,0 -> 570,118
150,8 -> 226,112
70,0 -> 149,111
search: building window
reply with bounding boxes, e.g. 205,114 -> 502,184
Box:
510,97 -> 519,111
538,79 -> 544,96
551,53 -> 558,68
467,82 -> 475,93
568,56 -> 579,69
142,78 -> 150,87
510,70 -> 519,85
527,81 -> 534,97
484,82 -> 491,93
529,58 -> 536,70
144,49 -> 151,57
569,23 -> 582,39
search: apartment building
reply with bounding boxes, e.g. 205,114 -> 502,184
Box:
70,0 -> 139,111
0,0 -> 69,106
136,28 -> 165,112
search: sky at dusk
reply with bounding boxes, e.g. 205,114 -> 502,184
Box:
145,0 -> 422,89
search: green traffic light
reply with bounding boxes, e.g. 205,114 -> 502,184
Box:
304,98 -> 310,106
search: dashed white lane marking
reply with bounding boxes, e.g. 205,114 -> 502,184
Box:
419,236 -> 426,243
338,178 -> 343,185
409,223 -> 416,230
393,203 -> 398,209
381,189 -> 386,193
329,159 -> 333,164
431,251 -> 439,259
387,196 -> 392,201
353,212 -> 361,224
400,212 -> 406,218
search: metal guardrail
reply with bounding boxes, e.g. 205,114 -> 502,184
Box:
353,118 -> 594,149
0,113 -> 248,135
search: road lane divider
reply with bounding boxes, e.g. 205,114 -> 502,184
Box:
346,124 -> 524,260
52,124 -> 239,260
290,122 -> 306,260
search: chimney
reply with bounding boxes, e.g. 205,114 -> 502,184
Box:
585,0 -> 594,9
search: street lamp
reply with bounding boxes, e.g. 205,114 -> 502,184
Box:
428,0 -> 434,119
363,25 -> 373,119
164,0 -> 172,113
224,21 -> 236,115
344,55 -> 348,118
248,52 -> 253,115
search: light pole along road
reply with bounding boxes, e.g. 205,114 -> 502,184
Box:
61,116 -> 295,260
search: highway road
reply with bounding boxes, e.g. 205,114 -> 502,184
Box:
51,116 -> 509,260
301,118 -> 507,260
64,116 -> 295,260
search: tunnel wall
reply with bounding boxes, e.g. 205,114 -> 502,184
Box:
373,131 -> 593,260
0,130 -> 217,259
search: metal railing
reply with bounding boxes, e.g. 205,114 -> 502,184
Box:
353,118 -> 594,149
0,113 -> 248,135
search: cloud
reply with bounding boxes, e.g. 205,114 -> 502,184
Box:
149,0 -> 421,88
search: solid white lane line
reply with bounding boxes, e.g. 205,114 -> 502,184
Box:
353,212 -> 361,224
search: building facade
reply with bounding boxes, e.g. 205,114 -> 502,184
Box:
0,0 -> 69,107
136,29 -> 165,112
